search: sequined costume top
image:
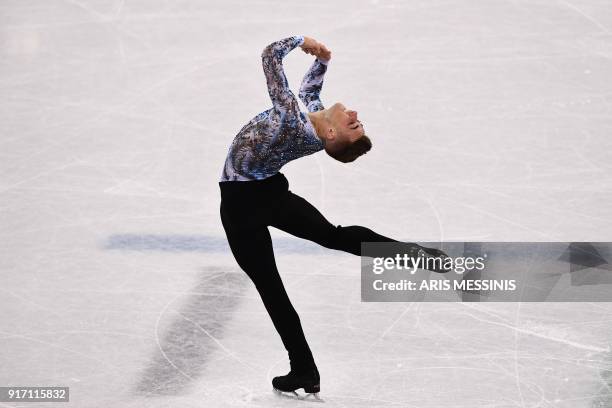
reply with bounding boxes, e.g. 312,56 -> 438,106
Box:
219,35 -> 328,182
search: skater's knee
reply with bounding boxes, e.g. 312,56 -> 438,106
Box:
329,224 -> 364,256
332,224 -> 355,241
320,224 -> 343,249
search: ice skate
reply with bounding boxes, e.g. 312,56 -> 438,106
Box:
399,243 -> 452,273
417,245 -> 452,273
272,368 -> 323,402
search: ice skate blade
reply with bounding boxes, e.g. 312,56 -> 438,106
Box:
273,388 -> 324,402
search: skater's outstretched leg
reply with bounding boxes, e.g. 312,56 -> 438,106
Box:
270,191 -> 448,263
269,191 -> 450,272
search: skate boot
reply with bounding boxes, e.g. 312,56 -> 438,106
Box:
272,367 -> 322,401
417,244 -> 452,273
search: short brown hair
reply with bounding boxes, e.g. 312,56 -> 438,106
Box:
327,135 -> 372,163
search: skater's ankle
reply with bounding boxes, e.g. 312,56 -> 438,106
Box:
292,367 -> 319,378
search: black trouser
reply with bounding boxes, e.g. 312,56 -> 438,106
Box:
219,172 -> 397,372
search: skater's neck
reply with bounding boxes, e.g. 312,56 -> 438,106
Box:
307,110 -> 330,144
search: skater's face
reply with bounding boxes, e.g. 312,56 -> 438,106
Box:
327,102 -> 364,144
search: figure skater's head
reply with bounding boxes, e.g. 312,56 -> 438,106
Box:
310,103 -> 372,163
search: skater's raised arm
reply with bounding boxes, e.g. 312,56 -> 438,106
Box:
261,36 -> 305,114
298,40 -> 331,112
298,59 -> 328,113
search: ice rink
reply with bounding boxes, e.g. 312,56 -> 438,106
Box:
2,0 -> 612,406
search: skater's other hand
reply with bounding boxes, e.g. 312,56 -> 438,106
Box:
315,43 -> 332,61
300,37 -> 332,61
301,36 -> 318,50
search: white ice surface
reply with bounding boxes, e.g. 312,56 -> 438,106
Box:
1,0 -> 612,407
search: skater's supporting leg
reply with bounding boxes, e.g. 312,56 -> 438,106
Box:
220,206 -> 317,372
270,191 -> 398,256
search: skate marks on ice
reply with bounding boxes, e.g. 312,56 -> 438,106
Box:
255,388 -> 447,407
133,267 -> 249,396
105,234 -> 331,255
592,348 -> 612,408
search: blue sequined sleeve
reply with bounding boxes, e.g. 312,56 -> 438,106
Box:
298,58 -> 328,112
219,36 -> 326,182
261,36 -> 304,113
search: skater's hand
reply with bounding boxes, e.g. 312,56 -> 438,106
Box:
300,37 -> 332,61
314,43 -> 331,61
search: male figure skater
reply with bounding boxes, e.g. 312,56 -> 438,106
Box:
219,35 -> 447,398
